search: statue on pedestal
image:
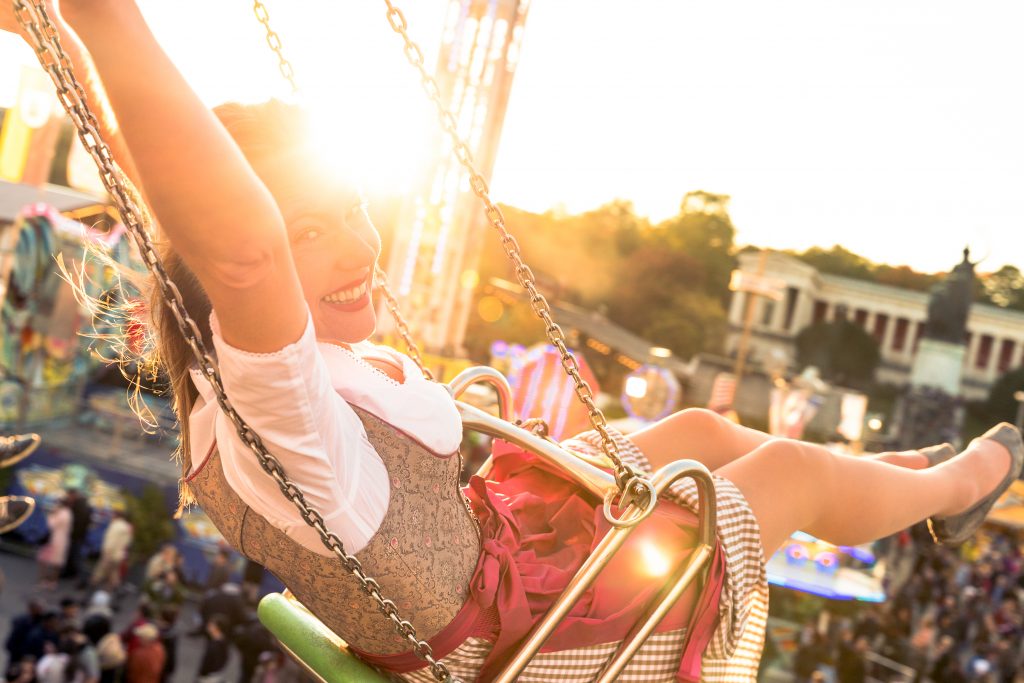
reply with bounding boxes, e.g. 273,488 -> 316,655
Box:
923,247 -> 976,344
898,248 -> 976,450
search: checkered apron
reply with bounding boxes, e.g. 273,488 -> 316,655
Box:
401,428 -> 769,683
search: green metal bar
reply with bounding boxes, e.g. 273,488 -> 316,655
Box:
257,593 -> 390,683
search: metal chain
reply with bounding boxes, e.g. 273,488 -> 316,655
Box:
252,0 -> 298,95
380,0 -> 643,495
250,2 -> 435,381
15,3 -> 454,680
373,264 -> 435,381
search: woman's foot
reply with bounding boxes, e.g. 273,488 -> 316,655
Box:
928,423 -> 1023,545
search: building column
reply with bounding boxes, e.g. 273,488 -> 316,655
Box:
880,315 -> 896,358
791,290 -> 813,333
964,333 -> 981,375
770,294 -> 787,331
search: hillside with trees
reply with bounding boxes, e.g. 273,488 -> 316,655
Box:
466,191 -> 737,363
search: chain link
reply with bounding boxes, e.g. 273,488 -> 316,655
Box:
373,265 -> 435,381
379,0 -> 642,494
14,2 -> 454,680
250,1 -> 435,383
252,0 -> 298,95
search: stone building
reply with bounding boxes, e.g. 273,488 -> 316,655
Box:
725,250 -> 1024,401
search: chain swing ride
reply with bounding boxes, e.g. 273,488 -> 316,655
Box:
13,1 -> 720,681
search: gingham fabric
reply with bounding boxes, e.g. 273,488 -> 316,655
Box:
401,427 -> 769,682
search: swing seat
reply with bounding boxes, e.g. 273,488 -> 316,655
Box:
257,367 -> 719,683
258,592 -> 389,683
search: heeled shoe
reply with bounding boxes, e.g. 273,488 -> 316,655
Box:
928,423 -> 1024,546
920,443 -> 956,467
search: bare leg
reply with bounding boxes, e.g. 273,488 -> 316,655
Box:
631,408 -> 928,472
715,437 -> 1011,556
630,409 -> 776,472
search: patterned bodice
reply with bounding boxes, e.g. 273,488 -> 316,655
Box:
188,405 -> 481,654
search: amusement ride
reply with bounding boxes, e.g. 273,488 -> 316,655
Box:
10,1 -> 720,681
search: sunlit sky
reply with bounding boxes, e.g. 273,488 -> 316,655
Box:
2,1 -> 1023,274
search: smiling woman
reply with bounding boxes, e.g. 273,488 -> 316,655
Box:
7,2 -> 1024,683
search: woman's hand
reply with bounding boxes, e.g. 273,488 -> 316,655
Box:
0,2 -> 25,34
0,1 -> 62,37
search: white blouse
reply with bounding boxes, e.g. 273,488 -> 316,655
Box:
187,311 -> 463,556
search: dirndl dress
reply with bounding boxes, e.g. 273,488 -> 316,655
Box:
359,428 -> 769,682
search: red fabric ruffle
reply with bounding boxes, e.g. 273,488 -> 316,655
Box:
355,440 -> 725,682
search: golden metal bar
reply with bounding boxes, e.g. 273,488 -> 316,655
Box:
595,544 -> 714,682
492,507 -> 642,682
448,366 -> 515,423
492,459 -> 714,683
457,401 -> 617,500
595,466 -> 717,680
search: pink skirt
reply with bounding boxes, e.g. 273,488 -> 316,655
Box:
357,430 -> 746,682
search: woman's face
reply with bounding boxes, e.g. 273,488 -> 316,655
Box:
258,159 -> 381,346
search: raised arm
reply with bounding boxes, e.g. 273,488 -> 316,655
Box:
51,1 -> 307,353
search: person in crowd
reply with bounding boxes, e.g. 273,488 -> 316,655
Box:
144,570 -> 185,612
793,625 -> 830,683
199,582 -> 247,637
196,615 -> 230,683
121,602 -> 155,658
4,659 -> 34,683
37,498 -> 72,589
83,592 -> 114,624
23,611 -> 62,663
95,629 -> 126,683
251,649 -> 302,683
155,606 -> 179,683
907,611 -> 937,674
790,529 -> 1024,682
91,511 -> 133,591
143,545 -> 180,585
73,630 -> 101,683
63,488 -> 93,582
59,597 -> 83,632
835,634 -> 868,683
81,591 -> 116,680
34,640 -> 72,683
233,612 -> 276,683
5,598 -> 47,666
240,560 -> 265,606
124,623 -> 165,683
204,548 -> 233,591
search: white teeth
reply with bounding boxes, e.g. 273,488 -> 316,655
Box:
323,279 -> 368,305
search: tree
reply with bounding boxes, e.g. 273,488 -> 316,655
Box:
795,320 -> 881,389
466,192 -> 737,375
604,191 -> 735,359
980,265 -> 1024,311
123,484 -> 176,562
791,245 -> 875,281
655,191 -> 737,304
983,367 -> 1024,424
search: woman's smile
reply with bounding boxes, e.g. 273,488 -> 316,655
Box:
320,273 -> 372,312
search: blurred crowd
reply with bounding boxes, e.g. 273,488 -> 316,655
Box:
3,496 -> 304,683
789,530 -> 1023,683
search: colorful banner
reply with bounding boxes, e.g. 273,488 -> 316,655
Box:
509,344 -> 599,441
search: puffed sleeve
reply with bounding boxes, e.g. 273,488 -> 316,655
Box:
200,310 -> 389,555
